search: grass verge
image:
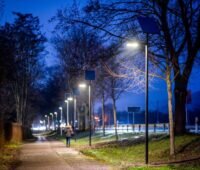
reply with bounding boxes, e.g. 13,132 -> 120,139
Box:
0,142 -> 21,170
51,131 -> 200,169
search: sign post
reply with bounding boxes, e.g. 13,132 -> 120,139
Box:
128,107 -> 140,125
138,16 -> 160,165
85,70 -> 95,146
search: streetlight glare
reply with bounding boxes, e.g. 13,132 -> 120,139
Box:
79,83 -> 87,88
59,107 -> 62,110
65,100 -> 68,103
126,42 -> 140,48
67,97 -> 73,101
54,112 -> 57,115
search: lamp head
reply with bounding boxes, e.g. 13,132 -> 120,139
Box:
126,42 -> 140,48
79,83 -> 87,88
67,97 -> 73,101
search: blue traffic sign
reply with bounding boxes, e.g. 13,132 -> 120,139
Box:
138,17 -> 160,34
85,70 -> 95,80
128,107 -> 140,112
72,88 -> 80,96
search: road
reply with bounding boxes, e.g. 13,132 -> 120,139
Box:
16,136 -> 112,170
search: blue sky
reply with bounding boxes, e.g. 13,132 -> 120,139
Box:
1,0 -> 84,65
1,0 -> 200,112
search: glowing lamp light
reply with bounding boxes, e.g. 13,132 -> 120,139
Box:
126,42 -> 140,48
79,83 -> 87,88
67,97 -> 73,101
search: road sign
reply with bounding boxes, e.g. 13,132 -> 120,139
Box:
128,107 -> 140,112
85,70 -> 95,80
138,17 -> 160,34
65,93 -> 71,99
72,88 -> 80,96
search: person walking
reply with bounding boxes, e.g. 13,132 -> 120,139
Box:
65,124 -> 73,147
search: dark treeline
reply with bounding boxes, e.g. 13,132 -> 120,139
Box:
0,12 -> 46,142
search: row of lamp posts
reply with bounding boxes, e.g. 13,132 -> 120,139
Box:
42,17 -> 159,165
43,71 -> 94,146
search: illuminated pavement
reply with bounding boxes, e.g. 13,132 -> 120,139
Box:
16,136 -> 112,170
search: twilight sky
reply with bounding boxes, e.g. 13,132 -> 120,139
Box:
1,0 -> 200,112
1,0 -> 85,65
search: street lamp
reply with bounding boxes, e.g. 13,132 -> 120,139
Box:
73,96 -> 77,128
79,82 -> 92,146
79,83 -> 87,88
54,112 -> 57,129
72,87 -> 81,142
65,98 -> 73,125
45,115 -> 50,130
59,107 -> 63,135
126,16 -> 160,165
126,42 -> 140,48
126,41 -> 149,163
64,100 -> 69,125
50,113 -> 54,130
67,97 -> 73,101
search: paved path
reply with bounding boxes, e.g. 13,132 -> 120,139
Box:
16,136 -> 112,170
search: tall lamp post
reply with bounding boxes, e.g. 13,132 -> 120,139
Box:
126,42 -> 151,164
79,70 -> 95,147
73,96 -> 77,128
65,97 -> 73,125
50,113 -> 54,130
59,107 -> 63,135
79,82 -> 92,146
54,112 -> 57,129
45,115 -> 50,130
65,100 -> 69,125
127,17 -> 160,164
88,82 -> 92,146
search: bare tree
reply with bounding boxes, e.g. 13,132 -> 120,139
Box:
105,58 -> 127,141
95,64 -> 110,136
1,13 -> 46,126
85,0 -> 200,134
60,0 -> 200,154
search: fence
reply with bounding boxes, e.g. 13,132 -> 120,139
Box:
95,123 -> 169,133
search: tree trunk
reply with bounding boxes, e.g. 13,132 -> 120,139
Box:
0,113 -> 4,148
166,68 -> 175,156
112,99 -> 118,141
174,80 -> 187,134
102,94 -> 105,136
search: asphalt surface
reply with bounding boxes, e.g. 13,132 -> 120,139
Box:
16,136 -> 112,170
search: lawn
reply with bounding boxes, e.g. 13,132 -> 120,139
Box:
59,131 -> 144,149
59,132 -> 200,169
0,142 -> 21,170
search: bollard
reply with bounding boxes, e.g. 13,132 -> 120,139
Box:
154,124 -> 156,133
195,117 -> 198,133
132,124 -> 135,132
163,123 -> 166,132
